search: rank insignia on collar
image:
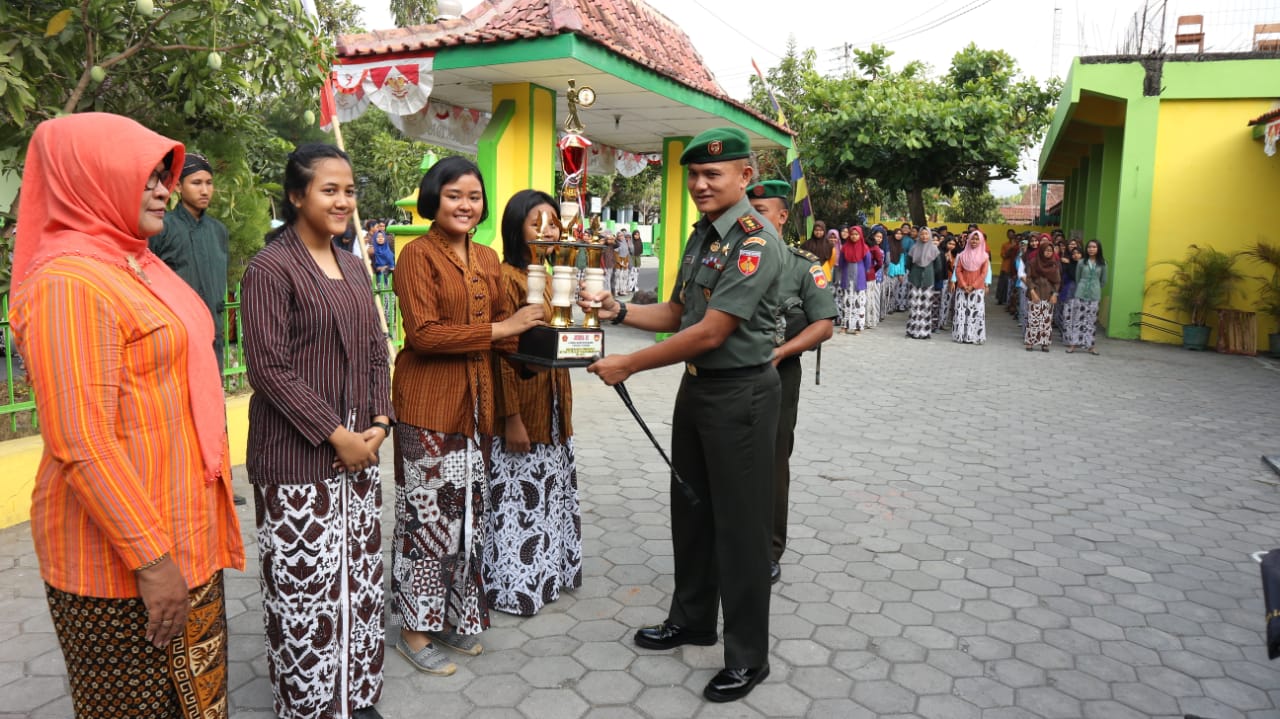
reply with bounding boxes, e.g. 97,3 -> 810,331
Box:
738,248 -> 762,276
737,214 -> 763,234
743,237 -> 767,247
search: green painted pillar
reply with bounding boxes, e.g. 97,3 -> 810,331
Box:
1061,175 -> 1075,232
656,137 -> 695,340
1104,97 -> 1160,340
1092,129 -> 1125,332
1083,146 -> 1104,242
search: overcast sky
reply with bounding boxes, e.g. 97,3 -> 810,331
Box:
354,0 -> 1276,194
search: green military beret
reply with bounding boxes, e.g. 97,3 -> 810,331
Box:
680,127 -> 751,165
747,179 -> 791,201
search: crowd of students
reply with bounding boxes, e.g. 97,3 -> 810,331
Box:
797,221 -> 1107,352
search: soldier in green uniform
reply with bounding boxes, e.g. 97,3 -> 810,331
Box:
583,128 -> 782,703
746,180 -> 837,585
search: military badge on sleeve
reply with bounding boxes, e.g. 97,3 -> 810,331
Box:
738,249 -> 762,276
809,265 -> 828,288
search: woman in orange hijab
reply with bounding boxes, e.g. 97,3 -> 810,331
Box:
10,113 -> 241,718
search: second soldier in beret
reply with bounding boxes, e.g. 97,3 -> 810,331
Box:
747,179 -> 836,585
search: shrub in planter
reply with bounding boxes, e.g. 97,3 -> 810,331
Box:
1145,245 -> 1249,350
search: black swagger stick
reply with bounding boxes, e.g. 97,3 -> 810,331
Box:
613,381 -> 700,506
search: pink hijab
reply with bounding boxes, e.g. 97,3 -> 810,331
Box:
14,113 -> 227,483
958,230 -> 988,272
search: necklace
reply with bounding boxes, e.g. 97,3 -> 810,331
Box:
126,255 -> 151,286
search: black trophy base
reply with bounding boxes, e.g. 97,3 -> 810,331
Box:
512,325 -> 605,368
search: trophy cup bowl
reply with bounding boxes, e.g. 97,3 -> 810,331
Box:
512,239 -> 604,367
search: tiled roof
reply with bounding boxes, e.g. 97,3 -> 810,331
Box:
1248,107 -> 1280,126
998,205 -> 1040,224
1017,182 -> 1064,208
337,0 -> 724,105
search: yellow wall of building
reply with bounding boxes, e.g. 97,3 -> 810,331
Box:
1142,99 -> 1280,349
0,395 -> 252,529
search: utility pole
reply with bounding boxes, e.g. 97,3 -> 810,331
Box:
1050,4 -> 1062,77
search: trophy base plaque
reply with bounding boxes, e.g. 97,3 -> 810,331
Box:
512,325 -> 605,368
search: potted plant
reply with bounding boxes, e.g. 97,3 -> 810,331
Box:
1245,241 -> 1280,357
1146,245 -> 1249,351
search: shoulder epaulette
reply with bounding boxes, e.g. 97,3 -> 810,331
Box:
788,246 -> 820,263
737,214 -> 764,235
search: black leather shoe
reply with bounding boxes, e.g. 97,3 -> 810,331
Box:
634,621 -> 716,650
770,561 -> 781,585
704,665 -> 770,702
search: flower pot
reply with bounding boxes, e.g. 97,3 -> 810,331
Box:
1182,324 -> 1211,351
1270,332 -> 1280,358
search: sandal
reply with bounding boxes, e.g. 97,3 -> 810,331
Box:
1041,346 -> 1049,352
430,628 -> 484,656
1066,346 -> 1075,354
1088,347 -> 1099,355
1025,345 -> 1033,352
395,633 -> 457,675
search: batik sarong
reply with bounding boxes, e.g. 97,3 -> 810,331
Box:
893,278 -> 909,312
839,286 -> 870,330
256,470 -> 384,719
484,402 -> 582,616
392,425 -> 491,637
47,573 -> 229,719
906,286 -> 933,339
1025,300 -> 1053,347
1064,298 -> 1100,349
866,280 -> 880,328
951,288 -> 986,344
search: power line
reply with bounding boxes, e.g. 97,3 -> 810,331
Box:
848,0 -> 965,46
859,0 -> 997,48
689,0 -> 783,60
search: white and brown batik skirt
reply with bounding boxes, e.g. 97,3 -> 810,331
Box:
951,288 -> 986,344
392,424 -> 491,637
255,470 -> 384,719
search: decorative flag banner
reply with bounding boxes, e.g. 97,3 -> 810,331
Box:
318,57 -> 659,177
1266,119 -> 1280,157
320,57 -> 435,129
389,101 -> 491,154
752,58 -> 813,241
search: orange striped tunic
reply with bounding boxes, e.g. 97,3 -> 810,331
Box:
11,256 -> 243,598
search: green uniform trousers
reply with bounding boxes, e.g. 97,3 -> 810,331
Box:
772,357 -> 802,561
668,364 -> 779,668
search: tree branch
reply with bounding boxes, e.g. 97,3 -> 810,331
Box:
150,41 -> 253,53
61,0 -> 96,114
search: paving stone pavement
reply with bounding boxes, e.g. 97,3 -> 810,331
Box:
2,304 -> 1280,718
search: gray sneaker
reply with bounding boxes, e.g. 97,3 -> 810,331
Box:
394,633 -> 457,676
430,628 -> 484,656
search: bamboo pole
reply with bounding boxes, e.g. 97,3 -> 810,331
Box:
327,104 -> 397,361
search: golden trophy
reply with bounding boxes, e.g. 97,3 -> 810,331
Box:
511,98 -> 607,367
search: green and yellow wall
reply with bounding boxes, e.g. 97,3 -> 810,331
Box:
1039,56 -> 1280,349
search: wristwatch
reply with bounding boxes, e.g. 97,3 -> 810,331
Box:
611,301 -> 628,325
